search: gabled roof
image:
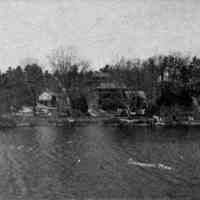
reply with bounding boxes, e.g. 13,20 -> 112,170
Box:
38,91 -> 58,101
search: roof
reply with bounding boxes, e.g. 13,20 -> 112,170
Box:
96,82 -> 127,90
38,91 -> 58,101
93,72 -> 110,78
136,91 -> 147,99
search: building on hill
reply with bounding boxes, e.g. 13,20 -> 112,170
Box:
89,72 -> 111,88
87,72 -> 147,114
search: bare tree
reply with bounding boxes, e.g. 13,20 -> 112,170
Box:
48,46 -> 91,88
47,46 -> 91,113
48,46 -> 79,73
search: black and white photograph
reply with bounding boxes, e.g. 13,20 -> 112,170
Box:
0,0 -> 200,199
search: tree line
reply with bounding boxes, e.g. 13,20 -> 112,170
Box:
101,54 -> 200,116
0,48 -> 200,116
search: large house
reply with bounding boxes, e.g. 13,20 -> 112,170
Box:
88,72 -> 147,114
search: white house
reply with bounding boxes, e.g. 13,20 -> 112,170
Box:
37,90 -> 71,116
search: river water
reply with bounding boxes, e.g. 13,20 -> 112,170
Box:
0,125 -> 199,199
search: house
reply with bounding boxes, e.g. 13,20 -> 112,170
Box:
129,91 -> 147,115
38,91 -> 58,107
90,72 -> 111,87
86,72 -> 147,115
37,90 -> 71,116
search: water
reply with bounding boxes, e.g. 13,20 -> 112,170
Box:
0,125 -> 199,199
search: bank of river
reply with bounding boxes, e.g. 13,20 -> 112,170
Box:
0,125 -> 199,199
2,115 -> 200,130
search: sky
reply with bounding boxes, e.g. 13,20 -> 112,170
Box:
0,0 -> 200,71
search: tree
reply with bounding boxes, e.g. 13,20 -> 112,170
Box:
48,46 -> 78,74
49,46 -> 90,90
48,46 -> 92,113
24,64 -> 44,115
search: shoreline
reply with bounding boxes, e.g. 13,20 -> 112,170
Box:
1,115 -> 200,129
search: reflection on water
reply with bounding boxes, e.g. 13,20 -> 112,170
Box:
0,125 -> 198,199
